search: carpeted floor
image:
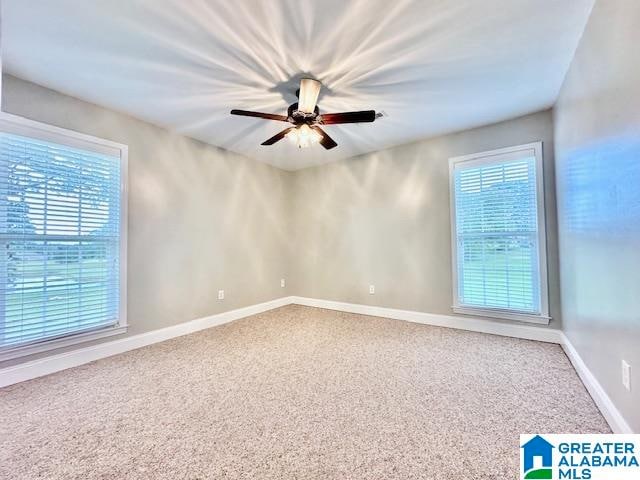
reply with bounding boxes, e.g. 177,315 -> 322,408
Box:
0,305 -> 609,479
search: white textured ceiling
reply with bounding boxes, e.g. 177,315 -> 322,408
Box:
3,0 -> 593,170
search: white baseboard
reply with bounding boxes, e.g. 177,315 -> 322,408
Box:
290,296 -> 563,344
291,297 -> 635,433
4,294 -> 631,435
560,333 -> 633,433
0,296 -> 294,388
0,295 -> 561,388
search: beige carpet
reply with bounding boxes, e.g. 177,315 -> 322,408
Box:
0,305 -> 609,479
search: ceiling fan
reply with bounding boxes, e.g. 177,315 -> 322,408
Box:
230,78 -> 377,150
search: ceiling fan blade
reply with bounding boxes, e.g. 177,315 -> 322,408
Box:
319,110 -> 376,124
298,78 -> 321,114
261,127 -> 295,145
230,109 -> 289,122
311,126 -> 338,150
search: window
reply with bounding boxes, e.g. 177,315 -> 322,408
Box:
0,114 -> 127,360
449,142 -> 549,324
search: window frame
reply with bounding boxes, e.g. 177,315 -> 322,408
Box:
448,142 -> 550,325
0,112 -> 128,361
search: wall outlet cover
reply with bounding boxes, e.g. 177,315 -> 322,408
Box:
622,360 -> 631,391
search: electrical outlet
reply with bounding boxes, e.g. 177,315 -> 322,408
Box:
218,290 -> 224,300
281,278 -> 285,288
622,360 -> 631,391
369,285 -> 375,295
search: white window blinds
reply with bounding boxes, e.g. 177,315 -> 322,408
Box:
451,144 -> 548,321
0,131 -> 122,351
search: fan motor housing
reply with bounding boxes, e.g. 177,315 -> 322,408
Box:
287,102 -> 320,124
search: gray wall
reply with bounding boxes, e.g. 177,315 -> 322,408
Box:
554,0 -> 640,431
0,76 -> 562,374
290,110 -> 561,328
1,74 -> 292,367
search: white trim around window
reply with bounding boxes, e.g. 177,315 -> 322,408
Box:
449,142 -> 550,325
0,113 -> 128,361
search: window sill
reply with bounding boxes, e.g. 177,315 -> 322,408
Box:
0,324 -> 128,362
452,306 -> 551,325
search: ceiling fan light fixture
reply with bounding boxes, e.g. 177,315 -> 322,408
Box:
298,78 -> 321,114
286,124 -> 321,148
230,77 -> 377,150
